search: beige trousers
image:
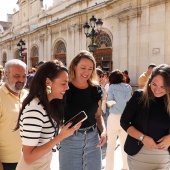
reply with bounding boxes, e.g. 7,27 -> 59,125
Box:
105,113 -> 128,170
16,151 -> 52,170
128,146 -> 170,170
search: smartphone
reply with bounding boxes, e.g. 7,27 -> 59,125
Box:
64,111 -> 88,128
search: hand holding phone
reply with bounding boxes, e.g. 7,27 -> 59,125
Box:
64,111 -> 87,128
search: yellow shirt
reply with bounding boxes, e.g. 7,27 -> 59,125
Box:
138,72 -> 150,88
0,84 -> 28,163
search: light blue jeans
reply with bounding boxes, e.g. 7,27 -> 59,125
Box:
59,127 -> 102,170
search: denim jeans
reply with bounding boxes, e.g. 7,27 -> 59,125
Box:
2,163 -> 17,170
59,127 -> 102,170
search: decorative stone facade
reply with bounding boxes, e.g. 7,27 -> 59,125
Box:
0,0 -> 170,87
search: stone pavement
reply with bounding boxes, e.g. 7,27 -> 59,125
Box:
50,139 -> 123,170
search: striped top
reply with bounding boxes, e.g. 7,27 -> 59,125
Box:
20,98 -> 55,146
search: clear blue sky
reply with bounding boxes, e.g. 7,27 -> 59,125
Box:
0,0 -> 53,22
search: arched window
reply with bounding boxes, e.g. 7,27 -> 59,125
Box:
57,42 -> 66,53
94,31 -> 112,71
96,32 -> 112,48
30,46 -> 39,67
54,41 -> 66,66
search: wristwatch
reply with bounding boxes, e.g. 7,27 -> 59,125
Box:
139,134 -> 145,141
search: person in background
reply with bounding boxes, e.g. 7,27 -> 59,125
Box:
53,59 -> 65,67
26,67 -> 36,90
59,50 -> 106,170
15,61 -> 80,170
96,68 -> 110,162
138,63 -> 156,89
27,67 -> 36,75
96,69 -> 109,123
0,59 -> 28,170
25,61 -> 45,89
102,70 -> 110,127
123,70 -> 130,84
0,65 -> 4,86
103,71 -> 110,84
105,70 -> 132,170
102,71 -> 110,164
120,64 -> 170,170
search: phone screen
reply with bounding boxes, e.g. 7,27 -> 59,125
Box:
65,111 -> 87,128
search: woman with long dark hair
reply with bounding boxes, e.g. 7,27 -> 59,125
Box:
15,61 -> 80,170
121,64 -> 170,169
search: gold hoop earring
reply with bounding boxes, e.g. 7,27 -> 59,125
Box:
46,86 -> 51,94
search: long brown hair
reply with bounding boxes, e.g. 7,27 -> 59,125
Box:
141,64 -> 170,115
68,50 -> 97,86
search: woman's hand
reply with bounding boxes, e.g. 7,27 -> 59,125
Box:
59,122 -> 81,140
96,131 -> 107,148
22,123 -> 82,164
142,135 -> 158,149
157,134 -> 170,150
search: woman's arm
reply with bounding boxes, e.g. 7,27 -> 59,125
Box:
120,90 -> 158,149
127,126 -> 158,149
22,122 -> 81,164
126,126 -> 144,140
95,100 -> 107,147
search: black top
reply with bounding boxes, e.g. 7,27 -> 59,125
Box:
120,90 -> 170,156
148,97 -> 169,143
64,83 -> 103,128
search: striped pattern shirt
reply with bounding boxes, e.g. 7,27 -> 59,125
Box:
20,98 -> 55,146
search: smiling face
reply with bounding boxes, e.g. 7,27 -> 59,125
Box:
47,71 -> 69,101
5,65 -> 27,94
74,58 -> 94,83
150,75 -> 166,97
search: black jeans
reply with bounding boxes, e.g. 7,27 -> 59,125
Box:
2,163 -> 17,170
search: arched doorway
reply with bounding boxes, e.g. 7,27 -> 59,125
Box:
54,41 -> 66,66
30,46 -> 39,67
94,31 -> 112,71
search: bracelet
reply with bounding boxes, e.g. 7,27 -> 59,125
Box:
139,134 -> 145,141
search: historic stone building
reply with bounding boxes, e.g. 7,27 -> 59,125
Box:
0,0 -> 169,86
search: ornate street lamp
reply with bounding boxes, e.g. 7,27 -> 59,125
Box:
83,16 -> 103,53
17,39 -> 25,61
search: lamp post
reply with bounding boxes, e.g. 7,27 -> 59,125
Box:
83,16 -> 103,53
17,39 -> 25,61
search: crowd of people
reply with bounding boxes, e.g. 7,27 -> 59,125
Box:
0,52 -> 170,170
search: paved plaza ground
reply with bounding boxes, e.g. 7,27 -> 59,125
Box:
50,139 -> 123,170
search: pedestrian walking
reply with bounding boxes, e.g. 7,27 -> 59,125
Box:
105,70 -> 132,170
